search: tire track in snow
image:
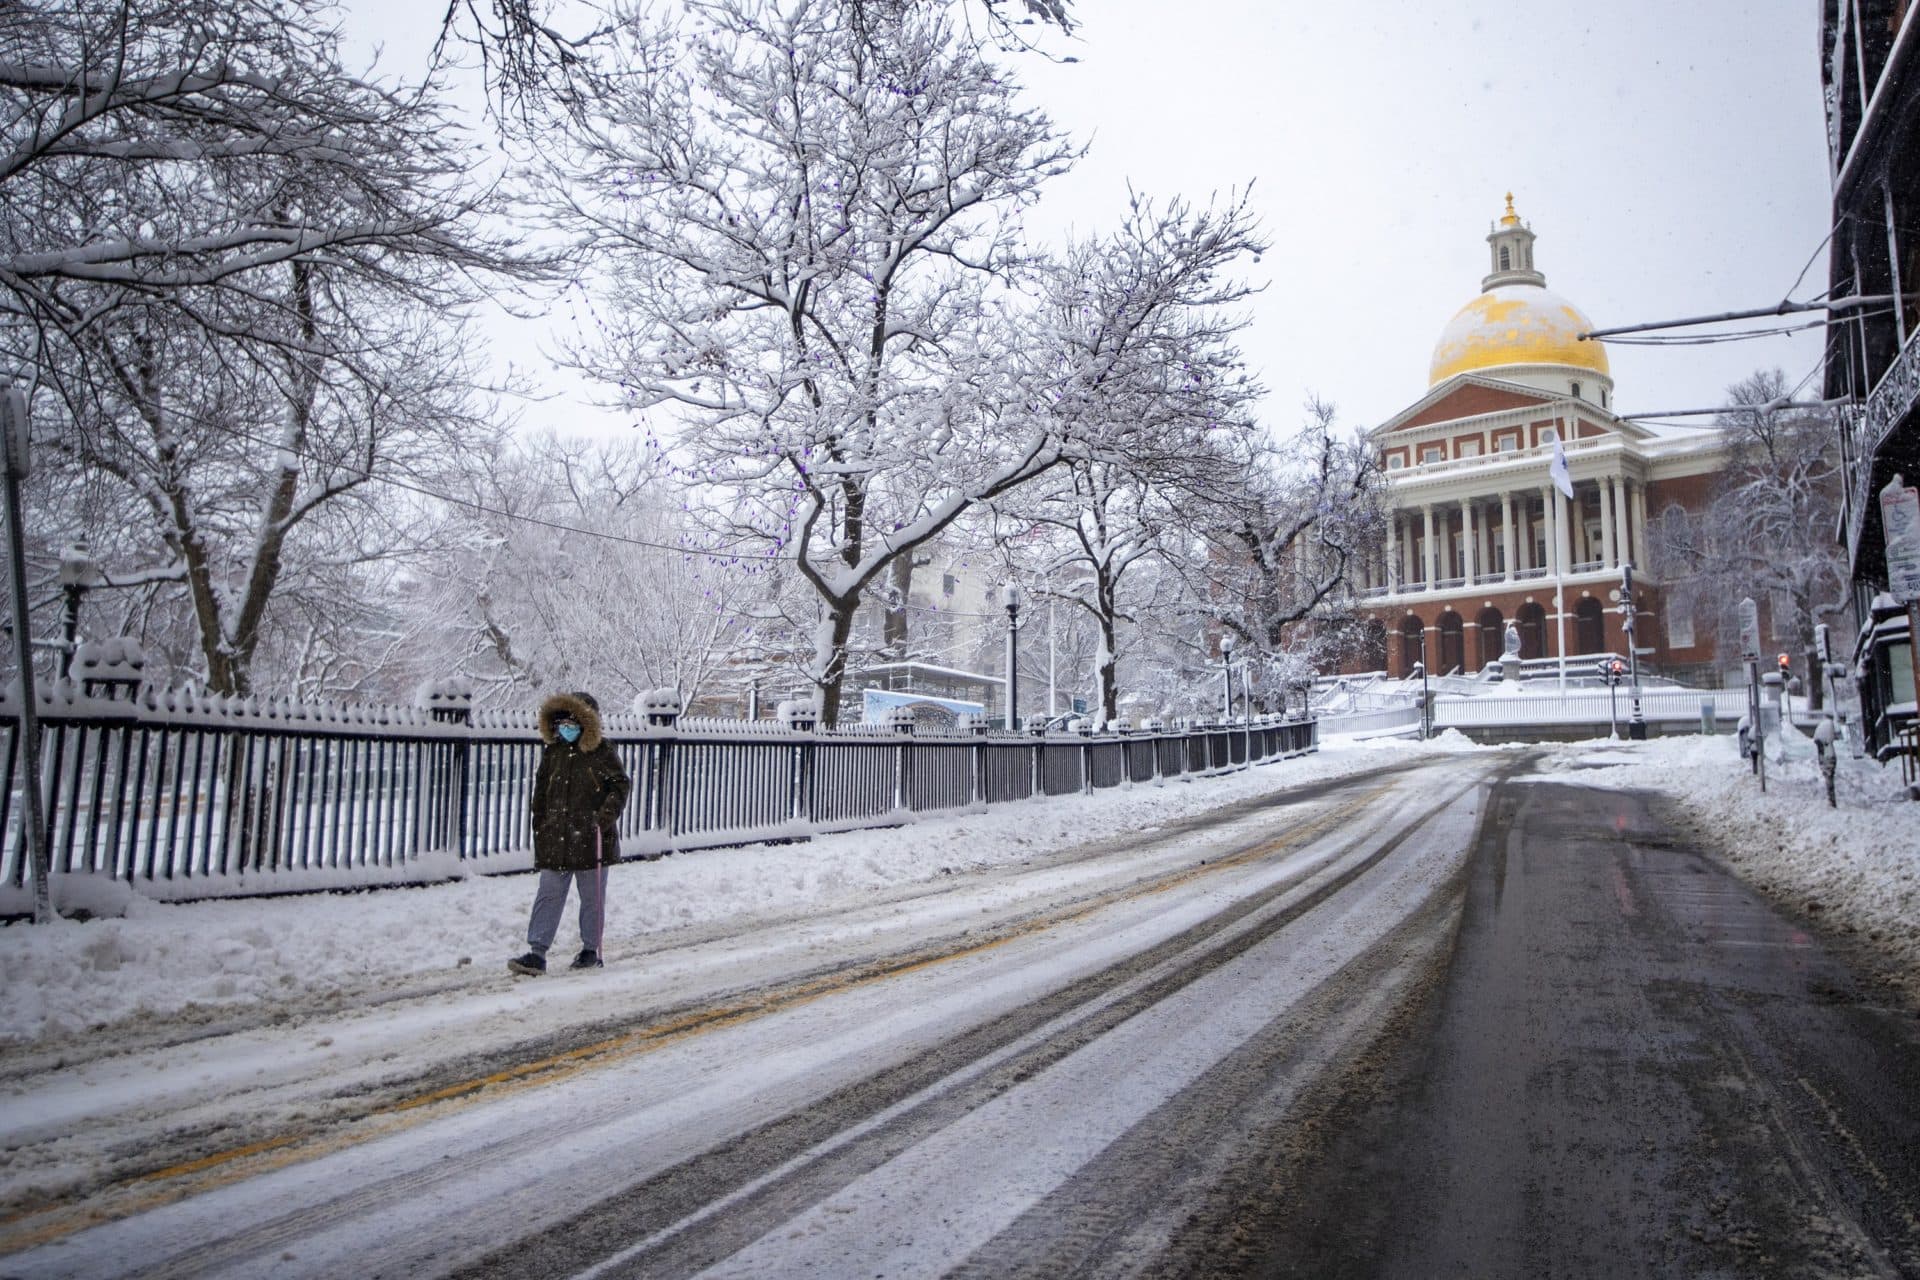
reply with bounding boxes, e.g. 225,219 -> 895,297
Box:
448,763 -> 1502,1280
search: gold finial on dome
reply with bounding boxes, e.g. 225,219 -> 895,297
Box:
1500,192 -> 1519,227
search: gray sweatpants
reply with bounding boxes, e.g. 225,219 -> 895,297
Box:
525,865 -> 610,954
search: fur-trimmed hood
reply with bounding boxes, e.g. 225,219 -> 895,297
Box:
537,691 -> 605,751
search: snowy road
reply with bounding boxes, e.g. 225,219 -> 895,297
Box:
0,753 -> 1502,1278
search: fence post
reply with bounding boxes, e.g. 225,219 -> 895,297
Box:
962,713 -> 988,805
419,679 -> 473,860
1029,717 -> 1044,798
780,699 -> 818,823
641,689 -> 683,840
1077,719 -> 1094,794
887,707 -> 915,811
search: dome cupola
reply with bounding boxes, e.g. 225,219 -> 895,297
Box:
1427,196 -> 1613,402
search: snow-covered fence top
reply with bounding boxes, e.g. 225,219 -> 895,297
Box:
1,688 -> 1318,905
1433,687 -> 1745,729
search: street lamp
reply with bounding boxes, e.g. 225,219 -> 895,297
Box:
57,540 -> 96,680
1414,628 -> 1431,739
1002,581 -> 1022,731
1219,632 -> 1236,722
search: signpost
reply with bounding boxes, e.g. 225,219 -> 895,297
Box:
1739,596 -> 1765,790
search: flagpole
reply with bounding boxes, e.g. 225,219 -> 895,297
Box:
1552,411 -> 1572,691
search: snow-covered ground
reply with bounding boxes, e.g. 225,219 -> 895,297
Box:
3,728 -> 1909,1054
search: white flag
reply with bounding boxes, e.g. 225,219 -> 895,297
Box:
1549,435 -> 1574,499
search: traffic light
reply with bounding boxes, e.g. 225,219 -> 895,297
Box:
1609,659 -> 1626,684
1777,653 -> 1791,679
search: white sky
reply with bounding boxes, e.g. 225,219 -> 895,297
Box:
344,0 -> 1833,438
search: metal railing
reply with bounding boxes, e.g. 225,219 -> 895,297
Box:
1,684 -> 1318,901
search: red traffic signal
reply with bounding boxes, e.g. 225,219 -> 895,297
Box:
1776,653 -> 1791,676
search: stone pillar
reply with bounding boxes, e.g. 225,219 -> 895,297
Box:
1501,492 -> 1516,581
1422,505 -> 1436,586
1600,475 -> 1617,566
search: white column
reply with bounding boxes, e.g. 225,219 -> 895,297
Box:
1476,502 -> 1491,582
1630,480 -> 1648,569
1600,475 -> 1617,567
1555,485 -> 1573,580
1461,499 -> 1477,585
1422,504 -> 1436,586
1612,475 -> 1632,567
1390,510 -> 1405,591
1501,492 -> 1516,581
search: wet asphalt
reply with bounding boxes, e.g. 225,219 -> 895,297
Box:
1208,773 -> 1920,1280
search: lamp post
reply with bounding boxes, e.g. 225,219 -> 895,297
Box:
1414,629 -> 1431,739
1002,581 -> 1022,731
1619,562 -> 1646,738
1219,632 -> 1235,722
57,541 -> 96,680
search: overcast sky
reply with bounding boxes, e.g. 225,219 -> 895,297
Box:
348,0 -> 1832,439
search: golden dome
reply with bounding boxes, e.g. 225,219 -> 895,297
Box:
1428,284 -> 1610,386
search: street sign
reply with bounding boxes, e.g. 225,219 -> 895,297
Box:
1738,597 -> 1760,659
1881,475 -> 1920,602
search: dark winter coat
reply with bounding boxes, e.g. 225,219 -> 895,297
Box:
531,692 -> 631,872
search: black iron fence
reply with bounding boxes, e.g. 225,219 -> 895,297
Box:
2,683 -> 1317,901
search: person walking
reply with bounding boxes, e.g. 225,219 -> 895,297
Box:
510,691 -> 630,975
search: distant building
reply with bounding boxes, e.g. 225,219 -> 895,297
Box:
1352,199 -> 1731,683
1819,1 -> 1919,756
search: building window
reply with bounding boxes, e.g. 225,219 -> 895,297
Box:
1386,454 -> 1404,470
1600,388 -> 1609,408
1494,434 -> 1518,453
1769,589 -> 1797,641
1667,592 -> 1695,649
1499,246 -> 1511,270
1457,439 -> 1481,458
1540,426 -> 1559,445
1570,380 -> 1583,400
1421,445 -> 1444,464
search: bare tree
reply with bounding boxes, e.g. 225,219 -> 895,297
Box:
3,0 -> 537,694
1184,398 -> 1388,677
557,0 -> 1248,723
388,436 -> 752,710
1652,368 -> 1848,703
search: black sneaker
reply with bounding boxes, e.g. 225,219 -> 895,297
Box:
508,951 -> 546,975
568,949 -> 604,970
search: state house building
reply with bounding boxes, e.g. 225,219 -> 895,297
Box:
1352,198 -> 1726,681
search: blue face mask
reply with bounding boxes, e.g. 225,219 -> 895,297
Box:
557,722 -> 582,744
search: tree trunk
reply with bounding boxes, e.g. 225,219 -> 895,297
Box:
815,600 -> 858,728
